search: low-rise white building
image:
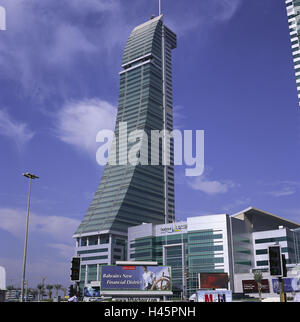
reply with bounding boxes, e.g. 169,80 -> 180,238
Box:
128,207 -> 300,297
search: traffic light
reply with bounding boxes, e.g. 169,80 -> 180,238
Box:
268,246 -> 282,276
70,257 -> 81,281
68,285 -> 75,297
282,254 -> 287,277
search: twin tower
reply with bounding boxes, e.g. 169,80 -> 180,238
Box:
73,15 -> 177,267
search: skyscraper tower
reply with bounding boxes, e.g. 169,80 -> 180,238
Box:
286,0 -> 300,106
72,10 -> 177,286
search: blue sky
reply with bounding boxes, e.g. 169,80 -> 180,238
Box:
0,0 -> 299,289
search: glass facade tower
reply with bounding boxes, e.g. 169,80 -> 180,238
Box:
286,0 -> 300,106
73,14 -> 177,286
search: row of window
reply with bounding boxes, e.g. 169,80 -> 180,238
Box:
77,248 -> 108,255
256,258 -> 293,267
78,236 -> 126,247
131,233 -> 225,251
255,247 -> 289,255
254,236 -> 287,244
81,255 -> 108,262
189,233 -> 223,242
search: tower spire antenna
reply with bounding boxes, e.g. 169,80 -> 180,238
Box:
159,0 -> 162,15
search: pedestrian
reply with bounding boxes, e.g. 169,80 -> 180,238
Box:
68,294 -> 78,302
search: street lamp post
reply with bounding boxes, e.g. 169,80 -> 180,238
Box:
20,172 -> 39,302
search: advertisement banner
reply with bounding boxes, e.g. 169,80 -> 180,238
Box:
242,279 -> 270,293
112,298 -> 160,302
101,265 -> 172,291
84,286 -> 101,297
196,290 -> 232,302
272,278 -> 300,293
199,273 -> 229,290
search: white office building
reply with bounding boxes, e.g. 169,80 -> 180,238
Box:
129,207 -> 300,297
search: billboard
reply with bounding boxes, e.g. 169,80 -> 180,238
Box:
272,278 -> 300,293
199,273 -> 229,290
101,265 -> 172,291
242,279 -> 270,293
84,286 -> 101,297
196,290 -> 232,302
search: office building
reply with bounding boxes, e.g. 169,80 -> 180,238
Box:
72,14 -> 177,291
286,0 -> 300,106
128,207 -> 300,297
232,207 -> 300,294
128,214 -> 234,297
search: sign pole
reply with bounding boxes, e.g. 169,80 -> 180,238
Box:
279,277 -> 286,302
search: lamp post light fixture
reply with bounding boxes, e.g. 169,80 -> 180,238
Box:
20,172 -> 39,302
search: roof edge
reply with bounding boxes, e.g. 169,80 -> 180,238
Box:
231,206 -> 300,227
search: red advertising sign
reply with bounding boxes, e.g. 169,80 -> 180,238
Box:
199,273 -> 229,289
204,293 -> 213,302
122,266 -> 136,270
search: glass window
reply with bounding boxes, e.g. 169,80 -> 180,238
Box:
81,238 -> 87,247
89,236 -> 98,246
100,235 -> 110,244
256,249 -> 268,255
256,260 -> 269,266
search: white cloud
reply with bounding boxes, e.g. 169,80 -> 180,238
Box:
268,187 -> 296,197
173,105 -> 187,129
0,109 -> 34,148
55,98 -> 117,156
0,0 -> 128,103
166,0 -> 243,36
0,208 -> 80,243
263,181 -> 300,197
0,0 -> 244,111
66,0 -> 118,13
280,208 -> 300,221
221,197 -> 251,213
0,256 -> 71,288
47,243 -> 75,259
47,24 -> 97,65
0,207 -> 79,288
23,258 -> 71,287
188,174 -> 236,195
213,0 -> 242,22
